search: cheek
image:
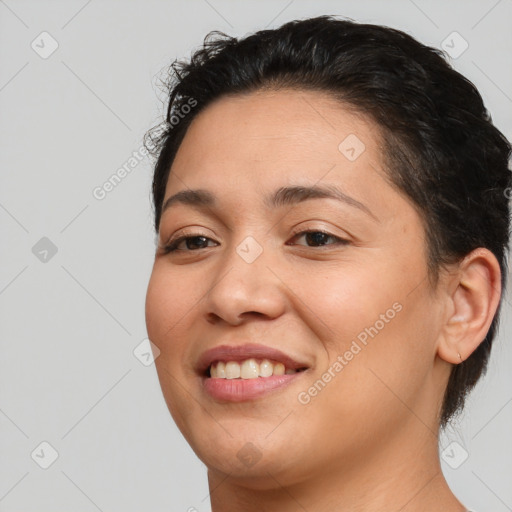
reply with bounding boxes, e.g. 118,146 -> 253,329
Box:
289,262 -> 400,348
315,285 -> 437,432
145,265 -> 206,393
145,265 -> 201,343
145,266 -> 201,431
293,255 -> 435,412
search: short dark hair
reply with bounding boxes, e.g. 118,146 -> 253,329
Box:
145,15 -> 512,427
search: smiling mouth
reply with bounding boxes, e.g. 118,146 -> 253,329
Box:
207,358 -> 308,379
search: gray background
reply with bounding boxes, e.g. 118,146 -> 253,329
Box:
0,1 -> 511,511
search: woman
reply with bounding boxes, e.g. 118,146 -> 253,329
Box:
144,16 -> 511,511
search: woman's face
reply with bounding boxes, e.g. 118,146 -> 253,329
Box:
145,89 -> 450,486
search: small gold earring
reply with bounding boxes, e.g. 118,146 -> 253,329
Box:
457,352 -> 463,363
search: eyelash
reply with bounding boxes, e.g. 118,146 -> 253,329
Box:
162,229 -> 349,254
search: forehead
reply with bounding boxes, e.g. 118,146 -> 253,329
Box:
165,89 -> 397,215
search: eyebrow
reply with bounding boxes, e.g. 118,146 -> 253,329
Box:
161,184 -> 377,221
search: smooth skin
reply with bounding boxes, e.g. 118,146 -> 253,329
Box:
145,89 -> 501,512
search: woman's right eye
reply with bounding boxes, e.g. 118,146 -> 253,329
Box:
163,235 -> 218,253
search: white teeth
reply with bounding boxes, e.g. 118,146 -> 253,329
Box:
273,362 -> 285,375
225,361 -> 241,379
216,361 -> 226,378
259,359 -> 273,377
210,358 -> 299,379
240,358 -> 259,379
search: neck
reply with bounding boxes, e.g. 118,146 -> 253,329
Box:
207,420 -> 466,512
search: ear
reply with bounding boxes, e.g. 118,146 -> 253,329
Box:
437,248 -> 502,364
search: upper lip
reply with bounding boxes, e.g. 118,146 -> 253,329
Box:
196,343 -> 310,375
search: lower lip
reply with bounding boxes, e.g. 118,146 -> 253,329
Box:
202,373 -> 304,402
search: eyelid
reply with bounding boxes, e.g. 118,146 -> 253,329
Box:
161,232 -> 341,255
162,226 -> 215,245
288,222 -> 352,241
287,228 -> 350,247
159,227 -> 218,253
160,222 -> 352,254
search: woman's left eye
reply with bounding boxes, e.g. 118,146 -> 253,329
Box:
288,230 -> 349,247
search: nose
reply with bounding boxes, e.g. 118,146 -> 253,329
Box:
202,238 -> 287,326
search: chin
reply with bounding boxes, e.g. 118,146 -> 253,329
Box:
183,421 -> 316,488
201,445 -> 309,490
